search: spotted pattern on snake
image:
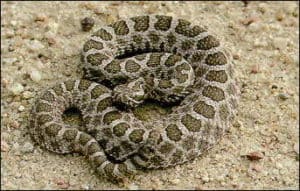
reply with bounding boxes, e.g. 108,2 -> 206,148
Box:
30,15 -> 239,183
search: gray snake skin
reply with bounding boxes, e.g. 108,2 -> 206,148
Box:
29,15 -> 239,182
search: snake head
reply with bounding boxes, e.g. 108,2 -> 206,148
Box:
112,78 -> 147,108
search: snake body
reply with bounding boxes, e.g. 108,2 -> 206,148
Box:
30,15 -> 239,182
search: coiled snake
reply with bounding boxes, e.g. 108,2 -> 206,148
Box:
29,15 -> 239,182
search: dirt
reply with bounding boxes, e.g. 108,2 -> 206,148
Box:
1,1 -> 299,190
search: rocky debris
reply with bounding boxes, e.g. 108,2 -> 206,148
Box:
250,163 -> 263,172
9,83 -> 24,95
275,11 -> 285,21
30,70 -> 42,82
250,64 -> 260,74
81,184 -> 90,190
22,91 -> 34,99
46,37 -> 56,46
278,93 -> 289,100
53,178 -> 70,189
245,151 -> 264,161
170,178 -> 180,185
10,120 -> 20,129
273,37 -> 288,50
293,143 -> 299,154
240,16 -> 259,26
34,14 -> 47,22
81,17 -> 95,32
127,183 -> 139,190
18,105 -> 25,112
21,142 -> 34,153
2,57 -> 18,65
27,39 -> 45,51
271,85 -> 278,89
1,140 -> 10,152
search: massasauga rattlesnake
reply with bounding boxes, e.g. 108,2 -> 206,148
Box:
29,15 -> 239,182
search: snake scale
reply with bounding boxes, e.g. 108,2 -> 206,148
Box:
29,15 -> 239,182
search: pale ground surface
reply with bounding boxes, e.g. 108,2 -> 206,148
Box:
1,1 -> 299,190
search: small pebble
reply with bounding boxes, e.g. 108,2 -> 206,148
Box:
1,78 -> 9,88
2,57 -> 18,64
250,64 -> 259,74
128,183 -> 139,190
10,121 -> 20,129
28,39 -> 45,51
8,44 -> 16,52
1,140 -> 10,152
10,20 -> 17,26
275,11 -> 285,21
248,22 -> 262,32
18,105 -> 25,112
280,53 -> 295,65
55,179 -> 70,189
13,130 -> 21,140
81,17 -> 95,32
293,143 -> 299,154
1,163 -> 6,177
292,9 -> 298,17
47,37 -> 56,46
22,91 -> 34,99
242,0 -> 249,6
81,2 -> 95,10
278,93 -> 289,100
170,178 -> 180,185
201,176 -> 210,183
47,21 -> 59,33
4,29 -> 15,38
10,83 -> 24,95
21,142 -> 34,153
240,17 -> 259,26
254,38 -> 268,47
275,162 -> 283,169
251,164 -> 263,172
232,54 -> 240,60
34,15 -> 47,22
245,151 -> 264,161
216,175 -> 225,182
273,37 -> 288,50
81,184 -> 90,190
194,185 -> 204,190
233,120 -> 242,128
271,85 -> 278,89
12,142 -> 20,151
15,172 -> 22,179
258,3 -> 267,13
30,70 -> 42,82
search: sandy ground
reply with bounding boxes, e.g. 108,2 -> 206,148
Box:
1,1 -> 299,190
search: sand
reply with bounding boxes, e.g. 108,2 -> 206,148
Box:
1,1 -> 299,190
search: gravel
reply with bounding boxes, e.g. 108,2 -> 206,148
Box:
81,17 -> 95,31
9,83 -> 24,95
29,70 -> 42,82
21,142 -> 34,153
1,1 -> 299,190
278,93 -> 290,100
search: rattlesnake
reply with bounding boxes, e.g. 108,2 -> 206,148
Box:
29,15 -> 239,182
